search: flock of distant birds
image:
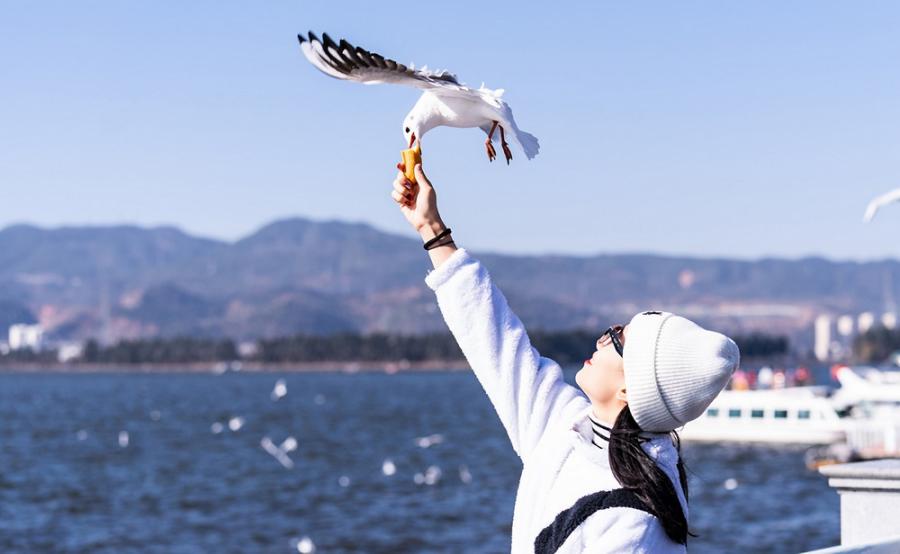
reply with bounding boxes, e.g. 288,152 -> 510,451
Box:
73,377 -> 473,554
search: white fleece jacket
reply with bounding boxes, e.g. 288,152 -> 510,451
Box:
425,248 -> 688,554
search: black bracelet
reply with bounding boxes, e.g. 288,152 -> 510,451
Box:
423,227 -> 452,250
425,237 -> 455,251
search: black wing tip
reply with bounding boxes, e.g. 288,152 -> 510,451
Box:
298,31 -> 320,44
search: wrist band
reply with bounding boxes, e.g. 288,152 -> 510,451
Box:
423,227 -> 452,250
425,237 -> 455,251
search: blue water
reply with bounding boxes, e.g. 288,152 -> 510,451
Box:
0,371 -> 839,553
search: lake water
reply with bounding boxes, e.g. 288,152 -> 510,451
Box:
0,371 -> 839,553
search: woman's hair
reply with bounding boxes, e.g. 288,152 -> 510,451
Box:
608,405 -> 692,544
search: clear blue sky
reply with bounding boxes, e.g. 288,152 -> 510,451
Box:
2,1 -> 899,259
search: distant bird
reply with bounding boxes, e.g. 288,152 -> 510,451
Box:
863,188 -> 900,222
260,436 -> 294,469
296,31 -> 540,164
271,378 -> 287,401
280,436 -> 298,453
228,416 -> 245,432
414,433 -> 444,448
294,536 -> 316,554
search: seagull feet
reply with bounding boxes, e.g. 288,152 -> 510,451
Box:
485,140 -> 497,162
501,141 -> 513,165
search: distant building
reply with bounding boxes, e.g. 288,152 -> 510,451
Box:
837,315 -> 854,337
57,342 -> 84,363
814,315 -> 832,362
8,324 -> 44,352
858,312 -> 875,334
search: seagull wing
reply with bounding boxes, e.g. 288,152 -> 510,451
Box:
863,187 -> 900,223
297,32 -> 463,91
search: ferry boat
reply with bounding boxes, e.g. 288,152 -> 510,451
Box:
679,387 -> 846,445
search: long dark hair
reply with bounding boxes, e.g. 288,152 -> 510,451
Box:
608,405 -> 692,544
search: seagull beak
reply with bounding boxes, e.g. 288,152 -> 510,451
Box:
409,132 -> 416,149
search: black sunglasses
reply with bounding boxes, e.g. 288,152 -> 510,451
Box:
599,325 -> 625,358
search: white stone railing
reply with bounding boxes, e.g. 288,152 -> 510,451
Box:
802,459 -> 900,553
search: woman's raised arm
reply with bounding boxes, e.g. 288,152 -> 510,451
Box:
390,165 -> 589,460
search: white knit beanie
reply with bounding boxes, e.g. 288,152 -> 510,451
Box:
623,311 -> 740,432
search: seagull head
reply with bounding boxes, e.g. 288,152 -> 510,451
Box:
403,115 -> 421,149
404,94 -> 444,149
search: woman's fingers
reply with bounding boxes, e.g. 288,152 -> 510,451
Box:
394,182 -> 417,201
393,180 -> 410,195
392,162 -> 417,208
391,183 -> 417,205
391,190 -> 408,205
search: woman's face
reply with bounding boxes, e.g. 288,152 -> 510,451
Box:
575,325 -> 628,407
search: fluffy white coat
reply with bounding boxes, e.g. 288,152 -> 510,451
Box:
425,248 -> 688,553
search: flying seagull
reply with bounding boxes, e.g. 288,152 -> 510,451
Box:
296,31 -> 539,164
863,188 -> 900,223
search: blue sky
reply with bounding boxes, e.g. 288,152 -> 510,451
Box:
1,1 -> 899,259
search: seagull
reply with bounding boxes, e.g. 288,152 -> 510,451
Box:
863,188 -> 900,222
228,416 -> 245,432
297,31 -> 540,164
260,436 -> 294,469
414,433 -> 444,448
271,378 -> 287,401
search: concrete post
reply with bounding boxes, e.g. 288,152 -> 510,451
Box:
819,459 -> 900,546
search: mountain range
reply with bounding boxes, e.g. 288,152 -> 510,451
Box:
1,218 -> 897,350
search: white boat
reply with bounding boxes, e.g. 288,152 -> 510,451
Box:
679,387 -> 846,445
831,365 -> 900,408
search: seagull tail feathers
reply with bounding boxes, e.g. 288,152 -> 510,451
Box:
515,129 -> 540,160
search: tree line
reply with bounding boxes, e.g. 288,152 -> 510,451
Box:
2,330 -> 792,365
853,326 -> 900,364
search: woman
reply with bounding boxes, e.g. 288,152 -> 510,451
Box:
391,163 -> 740,553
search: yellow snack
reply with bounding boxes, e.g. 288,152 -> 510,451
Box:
400,144 -> 422,184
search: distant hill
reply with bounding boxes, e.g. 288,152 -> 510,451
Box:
1,218 -> 897,349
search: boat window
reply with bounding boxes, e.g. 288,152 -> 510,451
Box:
706,408 -> 719,417
751,409 -> 765,418
798,410 -> 811,420
728,408 -> 742,418
774,409 -> 788,419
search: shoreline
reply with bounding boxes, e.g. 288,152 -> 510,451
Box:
0,359 -> 476,374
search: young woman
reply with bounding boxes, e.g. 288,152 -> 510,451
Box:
391,163 -> 740,553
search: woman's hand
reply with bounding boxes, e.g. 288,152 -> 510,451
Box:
392,163 -> 445,238
392,162 -> 457,268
